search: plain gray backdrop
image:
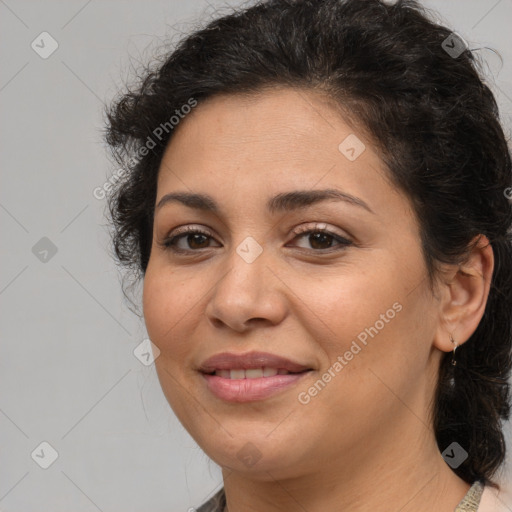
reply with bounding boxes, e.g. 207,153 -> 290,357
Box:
1,0 -> 511,510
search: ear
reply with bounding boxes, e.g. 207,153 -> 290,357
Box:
433,235 -> 494,353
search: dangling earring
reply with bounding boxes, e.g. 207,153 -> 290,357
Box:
449,334 -> 458,366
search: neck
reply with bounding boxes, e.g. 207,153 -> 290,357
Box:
221,424 -> 471,512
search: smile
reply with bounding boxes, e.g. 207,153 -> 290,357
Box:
212,368 -> 301,379
202,371 -> 311,402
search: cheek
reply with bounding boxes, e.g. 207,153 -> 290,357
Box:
142,270 -> 199,419
301,268 -> 399,346
142,271 -> 166,343
142,268 -> 190,358
305,255 -> 433,376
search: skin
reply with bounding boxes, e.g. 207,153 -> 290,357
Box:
142,87 -> 494,512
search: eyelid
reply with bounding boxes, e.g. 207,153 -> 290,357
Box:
289,222 -> 346,238
165,222 -> 349,240
169,224 -> 215,238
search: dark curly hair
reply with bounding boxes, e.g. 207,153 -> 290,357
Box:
103,0 -> 512,489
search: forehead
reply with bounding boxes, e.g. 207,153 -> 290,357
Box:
161,89 -> 365,170
163,88 -> 362,156
155,87 -> 407,219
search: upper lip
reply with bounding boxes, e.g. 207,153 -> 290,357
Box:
198,351 -> 312,374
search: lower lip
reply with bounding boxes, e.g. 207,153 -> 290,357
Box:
202,372 -> 310,402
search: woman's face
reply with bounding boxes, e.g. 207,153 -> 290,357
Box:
143,88 -> 444,479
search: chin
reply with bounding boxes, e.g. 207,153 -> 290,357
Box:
191,426 -> 308,477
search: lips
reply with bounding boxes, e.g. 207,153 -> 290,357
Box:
198,351 -> 313,402
198,351 -> 312,376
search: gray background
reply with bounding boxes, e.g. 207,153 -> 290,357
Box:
1,0 -> 511,510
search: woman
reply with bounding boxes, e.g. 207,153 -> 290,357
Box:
104,0 -> 512,510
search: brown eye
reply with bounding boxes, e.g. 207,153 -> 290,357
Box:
185,233 -> 210,249
162,227 -> 220,253
290,227 -> 352,252
161,225 -> 352,255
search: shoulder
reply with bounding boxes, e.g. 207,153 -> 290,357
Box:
478,484 -> 511,512
195,484 -> 511,511
196,488 -> 226,512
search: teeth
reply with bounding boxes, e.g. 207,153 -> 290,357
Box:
214,367 -> 288,379
245,368 -> 264,379
230,369 -> 245,380
263,367 -> 278,377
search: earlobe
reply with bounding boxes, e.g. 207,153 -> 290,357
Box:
433,235 -> 494,354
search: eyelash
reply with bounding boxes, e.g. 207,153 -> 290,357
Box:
160,224 -> 353,255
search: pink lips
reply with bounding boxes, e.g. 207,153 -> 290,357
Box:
199,351 -> 311,373
199,351 -> 312,403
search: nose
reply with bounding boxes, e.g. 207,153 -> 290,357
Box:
204,243 -> 288,333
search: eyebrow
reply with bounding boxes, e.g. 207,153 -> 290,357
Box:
156,188 -> 375,215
